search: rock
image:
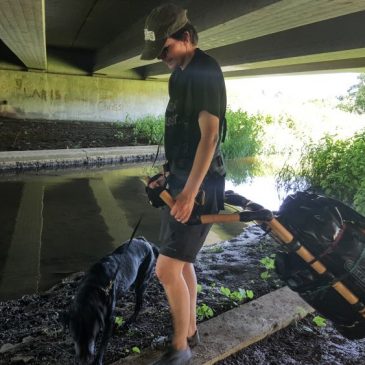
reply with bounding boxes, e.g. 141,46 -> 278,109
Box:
10,355 -> 34,364
21,336 -> 34,344
0,343 -> 16,353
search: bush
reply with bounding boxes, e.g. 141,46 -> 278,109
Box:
114,115 -> 164,145
222,109 -> 265,159
337,73 -> 365,114
134,115 -> 164,144
276,129 -> 365,212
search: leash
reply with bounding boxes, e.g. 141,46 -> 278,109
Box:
152,134 -> 164,168
126,215 -> 143,247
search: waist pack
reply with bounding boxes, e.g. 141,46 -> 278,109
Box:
275,191 -> 365,339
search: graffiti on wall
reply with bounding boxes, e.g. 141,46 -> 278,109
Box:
15,79 -> 62,101
97,100 -> 124,112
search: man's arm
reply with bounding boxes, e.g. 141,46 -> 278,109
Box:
171,110 -> 219,223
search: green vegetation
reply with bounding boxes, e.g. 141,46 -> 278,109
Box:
276,130 -> 365,214
134,115 -> 164,144
222,109 -> 265,159
114,102 -> 365,215
207,245 -> 225,254
220,286 -> 254,302
196,303 -> 214,320
114,110 -> 300,160
114,115 -> 164,145
259,255 -> 276,281
115,316 -> 125,327
337,73 -> 365,114
224,157 -> 262,185
313,315 -> 327,327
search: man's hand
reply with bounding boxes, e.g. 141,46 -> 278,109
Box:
170,190 -> 195,224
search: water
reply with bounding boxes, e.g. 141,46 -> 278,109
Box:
225,157 -> 289,211
0,159 -> 283,300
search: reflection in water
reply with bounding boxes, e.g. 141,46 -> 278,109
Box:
225,157 -> 262,185
0,159 -> 282,300
0,163 -> 250,300
225,157 -> 289,211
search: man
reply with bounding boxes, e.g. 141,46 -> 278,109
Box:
141,3 -> 226,364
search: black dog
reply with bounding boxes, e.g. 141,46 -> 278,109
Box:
63,237 -> 158,365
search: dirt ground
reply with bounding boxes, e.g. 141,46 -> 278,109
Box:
0,118 -> 137,151
0,227 -> 364,365
1,118 -> 365,364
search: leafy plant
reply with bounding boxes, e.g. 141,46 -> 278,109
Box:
197,284 -> 203,294
259,256 -> 276,270
115,316 -> 125,327
260,271 -> 271,280
276,130 -> 365,213
220,286 -> 231,298
313,315 -> 327,327
208,245 -> 225,254
222,109 -> 265,159
259,255 -> 276,281
134,115 -> 164,144
220,286 -> 254,302
337,73 -> 365,114
196,303 -> 214,320
132,346 -> 141,354
114,115 -> 164,145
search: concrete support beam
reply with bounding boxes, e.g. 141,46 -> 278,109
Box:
0,0 -> 47,70
143,11 -> 365,79
223,57 -> 365,78
95,0 -> 365,74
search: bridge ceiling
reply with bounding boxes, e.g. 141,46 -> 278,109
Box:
0,0 -> 364,79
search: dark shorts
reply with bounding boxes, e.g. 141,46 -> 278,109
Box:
158,174 -> 225,263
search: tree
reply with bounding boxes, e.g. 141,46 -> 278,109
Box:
337,73 -> 365,114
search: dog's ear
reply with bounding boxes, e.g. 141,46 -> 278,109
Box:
59,311 -> 70,331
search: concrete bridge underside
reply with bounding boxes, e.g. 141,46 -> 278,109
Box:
1,0 -> 365,80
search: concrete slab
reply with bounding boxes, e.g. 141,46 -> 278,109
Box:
112,286 -> 313,365
0,146 -> 163,172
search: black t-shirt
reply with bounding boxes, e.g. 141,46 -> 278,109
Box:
164,48 -> 226,173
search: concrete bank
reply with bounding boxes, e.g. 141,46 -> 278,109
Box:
0,146 -> 164,172
113,286 -> 314,365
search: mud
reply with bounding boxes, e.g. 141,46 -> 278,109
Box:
1,227 -> 364,364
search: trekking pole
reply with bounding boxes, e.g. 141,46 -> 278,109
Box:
160,189 -> 365,318
158,189 -> 273,224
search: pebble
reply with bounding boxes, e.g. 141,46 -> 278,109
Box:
10,355 -> 34,364
0,343 -> 16,353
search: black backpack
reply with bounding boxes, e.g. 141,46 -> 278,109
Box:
275,191 -> 365,339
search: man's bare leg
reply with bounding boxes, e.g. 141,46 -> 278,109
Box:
155,254 -> 190,350
182,263 -> 198,338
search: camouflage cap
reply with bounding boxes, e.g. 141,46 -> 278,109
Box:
141,3 -> 189,60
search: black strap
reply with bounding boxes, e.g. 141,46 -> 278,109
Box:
126,216 -> 143,246
221,116 -> 227,143
152,134 -> 164,168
